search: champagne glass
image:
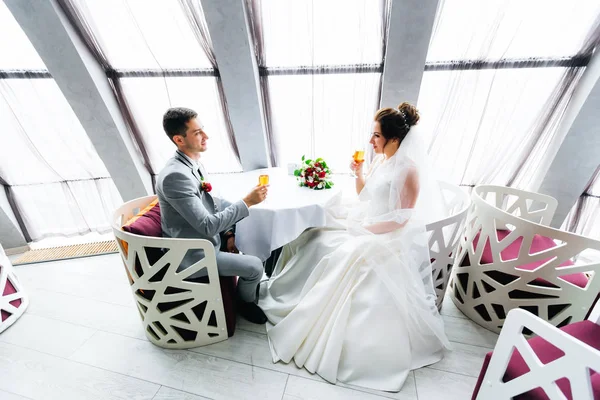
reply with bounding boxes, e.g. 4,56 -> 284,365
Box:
259,174 -> 269,186
257,174 -> 270,205
351,150 -> 365,178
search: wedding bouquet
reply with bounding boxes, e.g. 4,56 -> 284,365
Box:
294,156 -> 334,190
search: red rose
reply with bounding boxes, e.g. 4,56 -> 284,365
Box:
305,168 -> 313,175
201,182 -> 212,192
318,171 -> 326,178
314,162 -> 321,168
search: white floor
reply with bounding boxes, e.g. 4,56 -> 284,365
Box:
0,253 -> 498,400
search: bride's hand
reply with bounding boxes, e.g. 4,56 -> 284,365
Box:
350,159 -> 364,176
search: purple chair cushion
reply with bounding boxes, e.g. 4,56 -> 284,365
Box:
472,320 -> 600,399
122,201 -> 162,238
472,230 -> 588,288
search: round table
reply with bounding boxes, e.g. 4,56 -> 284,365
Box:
210,167 -> 343,261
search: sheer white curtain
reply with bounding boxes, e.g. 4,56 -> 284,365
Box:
0,2 -> 45,70
419,68 -> 566,185
260,0 -> 385,67
73,0 -> 241,173
418,0 -> 600,188
119,76 -> 240,173
0,78 -> 122,241
75,0 -> 212,70
427,1 -> 599,61
251,0 -> 388,172
0,2 -> 123,242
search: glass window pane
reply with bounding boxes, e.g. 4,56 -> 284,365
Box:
417,68 -> 566,185
428,0 -> 600,61
0,2 -> 47,70
268,73 -> 381,171
261,0 -> 386,67
120,76 -> 242,173
77,0 -> 212,69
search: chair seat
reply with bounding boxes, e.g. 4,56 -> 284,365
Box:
472,320 -> 600,399
473,230 -> 588,289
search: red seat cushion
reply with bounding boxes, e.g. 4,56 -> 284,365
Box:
1,266 -> 22,322
472,320 -> 600,399
472,230 -> 588,288
122,200 -> 237,337
122,201 -> 162,238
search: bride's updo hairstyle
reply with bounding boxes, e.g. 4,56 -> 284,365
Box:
374,102 -> 420,145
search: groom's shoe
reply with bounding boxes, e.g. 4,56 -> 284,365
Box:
237,299 -> 268,324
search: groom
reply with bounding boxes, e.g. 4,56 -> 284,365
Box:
155,107 -> 268,324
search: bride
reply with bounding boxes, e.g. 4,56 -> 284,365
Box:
258,102 -> 451,392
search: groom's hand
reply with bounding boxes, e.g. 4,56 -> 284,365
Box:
243,184 -> 269,207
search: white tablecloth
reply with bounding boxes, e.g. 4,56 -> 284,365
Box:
210,167 -> 342,261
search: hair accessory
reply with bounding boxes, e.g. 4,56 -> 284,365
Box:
397,109 -> 410,132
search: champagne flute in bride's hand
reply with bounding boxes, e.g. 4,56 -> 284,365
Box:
350,150 -> 365,178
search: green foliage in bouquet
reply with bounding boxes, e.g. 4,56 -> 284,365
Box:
293,155 -> 334,190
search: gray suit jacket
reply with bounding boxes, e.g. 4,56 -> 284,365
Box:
155,151 -> 249,269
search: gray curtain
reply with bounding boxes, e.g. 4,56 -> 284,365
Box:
244,0 -> 278,166
564,166 -> 600,239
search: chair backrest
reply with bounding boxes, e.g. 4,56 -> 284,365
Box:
0,243 -> 29,334
451,184 -> 600,333
475,185 -> 557,226
112,195 -> 228,349
425,181 -> 471,310
588,295 -> 600,325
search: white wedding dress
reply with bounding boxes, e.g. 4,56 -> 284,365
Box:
258,133 -> 451,392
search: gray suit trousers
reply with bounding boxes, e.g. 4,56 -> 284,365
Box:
216,251 -> 263,303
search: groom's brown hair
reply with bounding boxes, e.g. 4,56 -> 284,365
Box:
163,107 -> 198,143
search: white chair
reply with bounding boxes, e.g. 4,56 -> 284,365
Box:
112,195 -> 228,349
474,302 -> 600,399
449,185 -> 600,333
0,243 -> 29,334
426,181 -> 471,310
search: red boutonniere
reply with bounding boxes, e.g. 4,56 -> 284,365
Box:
200,178 -> 212,193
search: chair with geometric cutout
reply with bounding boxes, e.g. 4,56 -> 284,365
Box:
112,195 -> 229,349
425,181 -> 471,310
449,185 -> 600,334
0,243 -> 29,334
472,301 -> 600,399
